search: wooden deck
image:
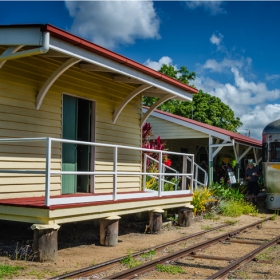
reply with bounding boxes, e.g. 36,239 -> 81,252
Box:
0,192 -> 193,225
0,192 -> 192,209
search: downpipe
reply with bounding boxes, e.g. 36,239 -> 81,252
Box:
0,31 -> 50,62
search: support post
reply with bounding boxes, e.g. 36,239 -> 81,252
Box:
149,209 -> 164,234
181,155 -> 187,190
178,206 -> 194,227
208,136 -> 213,186
100,215 -> 121,246
31,224 -> 60,262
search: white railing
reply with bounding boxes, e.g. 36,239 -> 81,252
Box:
143,154 -> 208,191
143,154 -> 180,191
0,137 -> 198,207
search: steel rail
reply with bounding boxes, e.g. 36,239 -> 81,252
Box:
104,217 -> 272,280
49,224 -> 228,280
207,235 -> 280,279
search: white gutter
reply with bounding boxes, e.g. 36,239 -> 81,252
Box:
0,32 -> 49,62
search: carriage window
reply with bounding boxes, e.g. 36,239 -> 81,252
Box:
269,142 -> 280,162
262,143 -> 268,162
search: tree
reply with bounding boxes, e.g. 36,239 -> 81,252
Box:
173,90 -> 243,132
143,64 -> 242,132
143,65 -> 195,110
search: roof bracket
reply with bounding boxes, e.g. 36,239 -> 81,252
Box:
36,57 -> 81,110
0,45 -> 24,69
113,84 -> 152,124
141,94 -> 174,126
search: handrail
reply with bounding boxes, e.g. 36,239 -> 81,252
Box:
0,137 -> 197,206
144,154 -> 208,189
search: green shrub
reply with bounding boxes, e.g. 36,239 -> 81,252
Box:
218,199 -> 258,217
209,183 -> 246,201
191,187 -> 216,215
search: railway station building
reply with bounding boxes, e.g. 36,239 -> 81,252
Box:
0,24 -> 199,260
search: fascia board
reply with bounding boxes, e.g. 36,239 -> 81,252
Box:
48,37 -> 193,102
147,109 -> 232,142
235,141 -> 262,149
0,26 -> 43,46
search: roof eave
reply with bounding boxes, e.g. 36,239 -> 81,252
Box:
42,24 -> 198,94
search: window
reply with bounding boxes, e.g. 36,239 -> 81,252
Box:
269,142 -> 280,162
262,143 -> 268,162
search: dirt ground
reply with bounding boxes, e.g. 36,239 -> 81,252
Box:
0,202 -> 279,279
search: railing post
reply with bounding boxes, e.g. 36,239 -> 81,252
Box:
182,155 -> 187,190
190,155 -> 194,193
195,164 -> 198,189
113,146 -> 118,200
143,153 -> 147,191
158,152 -> 162,197
45,137 -> 51,206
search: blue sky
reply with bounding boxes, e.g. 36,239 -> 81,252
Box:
1,1 -> 280,140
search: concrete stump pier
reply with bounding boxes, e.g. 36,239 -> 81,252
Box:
100,215 -> 121,246
31,224 -> 60,262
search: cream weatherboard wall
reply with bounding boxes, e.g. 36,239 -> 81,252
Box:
0,48 -> 142,199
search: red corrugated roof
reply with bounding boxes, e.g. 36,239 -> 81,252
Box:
39,24 -> 198,94
146,107 -> 261,147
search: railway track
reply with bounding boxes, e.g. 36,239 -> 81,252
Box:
50,216 -> 279,280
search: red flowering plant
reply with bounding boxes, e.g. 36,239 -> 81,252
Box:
142,123 -> 172,190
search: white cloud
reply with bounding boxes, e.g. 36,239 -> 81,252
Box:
144,56 -> 176,71
210,33 -> 223,46
266,74 -> 280,82
203,58 -> 244,73
145,55 -> 280,140
65,1 -> 160,49
184,1 -> 226,16
194,70 -> 280,140
240,104 -> 280,140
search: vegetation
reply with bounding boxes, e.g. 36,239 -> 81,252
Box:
203,211 -> 220,221
142,123 -> 180,191
143,64 -> 242,132
120,251 -> 142,268
218,199 -> 258,217
156,264 -> 185,275
271,212 -> 278,220
209,182 -> 246,201
0,264 -> 24,278
223,219 -> 239,225
191,187 -> 216,215
140,249 -> 156,260
191,182 -> 258,218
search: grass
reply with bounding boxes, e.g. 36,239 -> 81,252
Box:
6,243 -> 35,261
156,264 -> 185,275
218,199 -> 258,217
271,212 -> 278,220
140,249 -> 156,260
203,212 -> 221,221
201,225 -> 213,230
234,270 -> 250,279
120,251 -> 142,268
256,246 -> 277,261
224,219 -> 238,226
27,269 -> 57,279
0,263 -> 24,279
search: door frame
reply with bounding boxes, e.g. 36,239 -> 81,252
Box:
62,93 -> 96,193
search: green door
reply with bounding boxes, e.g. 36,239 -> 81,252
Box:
62,95 -> 78,194
62,95 -> 92,194
77,98 -> 91,192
